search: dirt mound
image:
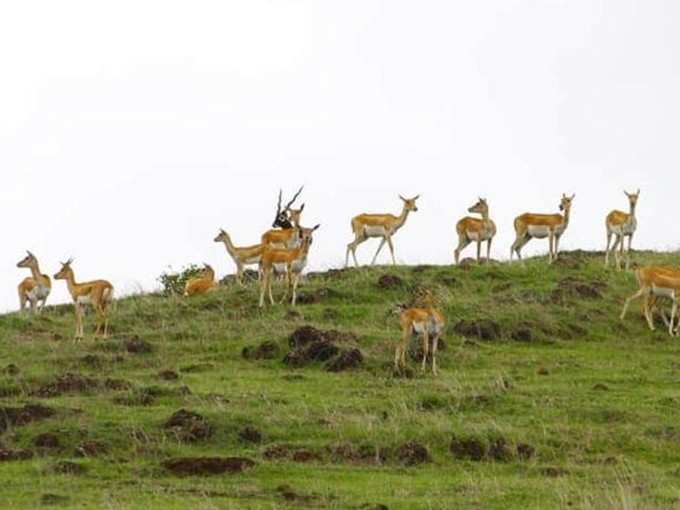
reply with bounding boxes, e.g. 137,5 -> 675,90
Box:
329,443 -> 388,465
3,364 -> 19,376
516,443 -> 536,460
295,287 -> 341,305
79,354 -> 104,368
542,466 -> 569,477
75,441 -> 108,458
450,436 -> 535,462
163,457 -> 255,476
396,441 -> 430,466
453,320 -> 502,341
239,426 -> 263,444
0,404 -> 55,432
40,494 -> 69,506
34,373 -> 99,397
242,341 -> 281,361
511,327 -> 534,342
104,379 -> 132,391
449,437 -> 486,461
488,438 -> 512,461
163,409 -> 213,442
263,445 -> 321,462
52,461 -> 87,475
34,433 -> 61,449
326,349 -> 364,372
377,274 -> 404,289
125,336 -> 153,354
289,326 -> 356,348
276,484 -> 316,503
158,370 -> 179,381
551,277 -> 607,303
0,448 -> 33,462
292,449 -> 321,463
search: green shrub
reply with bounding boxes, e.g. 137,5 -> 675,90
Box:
158,265 -> 204,296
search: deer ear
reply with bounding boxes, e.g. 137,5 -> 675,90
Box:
636,188 -> 640,195
313,224 -> 320,231
570,194 -> 576,200
413,195 -> 420,200
300,203 -> 305,211
399,195 -> 407,202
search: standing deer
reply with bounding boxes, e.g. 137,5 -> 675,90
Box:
259,225 -> 320,307
184,264 -> 218,297
395,291 -> 445,375
345,195 -> 420,267
214,229 -> 264,286
605,189 -> 640,270
16,251 -> 51,313
454,198 -> 497,264
510,194 -> 575,263
620,266 -> 680,336
54,259 -> 114,341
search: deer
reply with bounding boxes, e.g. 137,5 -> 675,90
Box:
16,251 -> 51,313
454,198 -> 497,264
54,259 -> 114,341
620,266 -> 680,336
259,225 -> 320,308
510,194 -> 575,264
345,195 -> 420,267
394,290 -> 445,375
184,264 -> 218,297
605,189 -> 640,270
214,229 -> 265,286
261,187 -> 306,249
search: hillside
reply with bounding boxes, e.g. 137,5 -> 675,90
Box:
2,250 -> 680,509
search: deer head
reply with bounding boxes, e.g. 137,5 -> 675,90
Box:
272,186 -> 304,228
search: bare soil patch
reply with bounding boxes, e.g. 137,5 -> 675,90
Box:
163,409 -> 213,442
0,404 -> 55,432
163,457 -> 255,476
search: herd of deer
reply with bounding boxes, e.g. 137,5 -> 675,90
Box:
13,187 -> 680,374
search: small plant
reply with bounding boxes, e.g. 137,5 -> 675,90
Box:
158,265 -> 204,296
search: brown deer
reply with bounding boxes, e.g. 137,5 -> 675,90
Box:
605,189 -> 640,270
395,291 -> 445,375
454,198 -> 496,264
16,251 -> 51,313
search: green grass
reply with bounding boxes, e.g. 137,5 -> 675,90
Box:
2,250 -> 680,509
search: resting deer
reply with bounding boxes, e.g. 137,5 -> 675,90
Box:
605,189 -> 640,270
345,195 -> 420,267
214,229 -> 264,286
259,225 -> 320,307
454,198 -> 497,264
184,264 -> 218,297
510,194 -> 575,263
16,251 -> 51,313
261,187 -> 306,248
54,259 -> 114,341
620,266 -> 680,336
395,291 -> 445,375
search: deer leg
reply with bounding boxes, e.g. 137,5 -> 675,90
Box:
511,233 -> 528,262
346,233 -> 366,267
431,332 -> 440,375
386,236 -> 397,265
371,238 -> 387,265
236,263 -> 245,287
621,287 -> 648,323
554,234 -> 562,260
420,329 -> 430,372
454,235 -> 471,264
618,233 -> 626,270
605,231 -> 613,266
74,305 -> 82,341
291,273 -> 301,306
547,232 -> 555,263
476,240 -> 482,263
626,233 -> 634,271
396,325 -> 411,371
486,237 -> 493,262
259,270 -> 268,307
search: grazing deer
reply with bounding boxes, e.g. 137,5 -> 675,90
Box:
184,264 -> 218,297
261,187 -> 306,248
345,195 -> 420,267
214,229 -> 264,286
620,266 -> 680,336
16,251 -> 51,313
395,291 -> 445,375
259,225 -> 320,307
54,259 -> 114,341
510,194 -> 575,263
454,198 -> 497,264
605,189 -> 640,270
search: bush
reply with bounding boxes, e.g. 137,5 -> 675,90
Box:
158,265 -> 204,296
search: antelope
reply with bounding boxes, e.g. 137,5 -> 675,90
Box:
510,194 -> 575,263
184,264 -> 218,297
54,259 -> 114,341
259,225 -> 320,307
620,266 -> 680,336
345,195 -> 420,267
16,251 -> 51,313
605,189 -> 640,270
214,229 -> 265,286
261,187 -> 306,249
454,198 -> 497,264
395,291 -> 445,375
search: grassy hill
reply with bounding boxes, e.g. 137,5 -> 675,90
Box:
2,250 -> 680,509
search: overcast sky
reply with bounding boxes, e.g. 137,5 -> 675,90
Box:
2,1 -> 679,312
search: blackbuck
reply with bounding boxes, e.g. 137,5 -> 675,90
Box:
259,225 -> 320,307
214,229 -> 264,286
621,266 -> 680,336
510,194 -> 575,263
54,259 -> 114,341
261,187 -> 306,248
16,251 -> 51,313
345,195 -> 420,267
184,264 -> 218,297
605,189 -> 640,270
395,291 -> 445,375
454,198 -> 497,264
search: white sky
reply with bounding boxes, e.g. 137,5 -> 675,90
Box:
2,1 -> 679,312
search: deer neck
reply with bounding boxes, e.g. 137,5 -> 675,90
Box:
65,270 -> 79,297
561,207 -> 571,227
395,205 -> 411,231
629,202 -> 637,219
29,261 -> 45,284
480,208 -> 491,227
220,235 -> 236,256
